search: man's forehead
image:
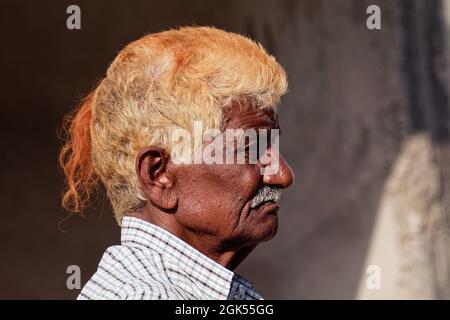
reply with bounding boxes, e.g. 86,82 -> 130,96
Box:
224,103 -> 279,130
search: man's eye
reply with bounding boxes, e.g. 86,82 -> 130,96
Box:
236,145 -> 259,164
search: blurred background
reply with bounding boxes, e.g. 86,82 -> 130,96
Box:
1,0 -> 450,299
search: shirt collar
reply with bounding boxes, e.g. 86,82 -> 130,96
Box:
121,216 -> 258,299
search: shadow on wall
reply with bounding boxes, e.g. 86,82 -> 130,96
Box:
0,0 -> 448,299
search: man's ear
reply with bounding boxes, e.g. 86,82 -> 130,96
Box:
135,146 -> 177,210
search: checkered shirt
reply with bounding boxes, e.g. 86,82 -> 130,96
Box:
78,216 -> 263,300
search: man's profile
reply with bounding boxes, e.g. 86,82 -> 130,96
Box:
59,26 -> 294,300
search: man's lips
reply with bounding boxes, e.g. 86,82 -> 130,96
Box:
251,200 -> 280,214
241,199 -> 280,222
252,199 -> 275,208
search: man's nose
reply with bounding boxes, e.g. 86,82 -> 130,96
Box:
261,152 -> 294,189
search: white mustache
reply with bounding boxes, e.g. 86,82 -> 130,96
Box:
250,186 -> 281,209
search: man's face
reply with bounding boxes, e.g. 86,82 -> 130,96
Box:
172,104 -> 294,248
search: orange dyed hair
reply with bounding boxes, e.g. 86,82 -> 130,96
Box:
59,91 -> 99,213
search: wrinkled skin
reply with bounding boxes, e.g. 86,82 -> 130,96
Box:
132,103 -> 294,270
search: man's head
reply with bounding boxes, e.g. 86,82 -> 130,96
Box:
60,26 -> 293,259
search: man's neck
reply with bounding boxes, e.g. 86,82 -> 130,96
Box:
127,210 -> 255,271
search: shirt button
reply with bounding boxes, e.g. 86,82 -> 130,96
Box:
234,285 -> 245,299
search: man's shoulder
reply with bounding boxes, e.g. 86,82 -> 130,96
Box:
77,244 -> 197,300
78,280 -> 170,300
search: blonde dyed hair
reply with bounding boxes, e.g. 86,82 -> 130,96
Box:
59,26 -> 288,224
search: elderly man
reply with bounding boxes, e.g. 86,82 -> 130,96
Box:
59,26 -> 294,300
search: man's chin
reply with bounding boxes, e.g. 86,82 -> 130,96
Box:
250,203 -> 280,241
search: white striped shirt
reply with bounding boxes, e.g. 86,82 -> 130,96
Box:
78,216 -> 263,300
